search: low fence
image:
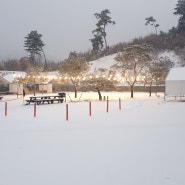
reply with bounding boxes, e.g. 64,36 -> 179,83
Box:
0,84 -> 165,95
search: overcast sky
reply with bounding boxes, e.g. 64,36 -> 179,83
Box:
0,0 -> 179,62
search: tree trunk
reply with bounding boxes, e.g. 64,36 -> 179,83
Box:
33,78 -> 36,96
155,26 -> 158,35
149,85 -> 152,97
41,49 -> 48,71
104,36 -> 107,49
155,82 -> 158,96
97,89 -> 102,100
130,85 -> 134,98
74,86 -> 77,98
33,85 -> 36,96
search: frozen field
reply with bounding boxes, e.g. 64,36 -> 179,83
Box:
0,92 -> 185,185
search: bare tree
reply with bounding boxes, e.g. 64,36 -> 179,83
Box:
59,57 -> 89,98
113,45 -> 153,98
82,70 -> 117,100
144,57 -> 173,96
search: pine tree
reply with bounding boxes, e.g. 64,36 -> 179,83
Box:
90,35 -> 104,54
145,16 -> 159,35
24,30 -> 47,70
91,9 -> 115,53
174,0 -> 185,32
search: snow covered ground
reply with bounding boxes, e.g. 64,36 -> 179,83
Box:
0,92 -> 185,185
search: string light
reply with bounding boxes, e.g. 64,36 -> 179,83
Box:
20,72 -> 150,85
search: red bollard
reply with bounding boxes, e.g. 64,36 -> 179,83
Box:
66,104 -> 68,121
5,102 -> 7,116
34,102 -> 36,117
89,101 -> 92,116
119,98 -> 121,110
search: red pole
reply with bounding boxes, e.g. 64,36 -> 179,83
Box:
66,104 -> 68,121
119,98 -> 121,110
5,102 -> 7,116
89,101 -> 92,116
34,102 -> 36,117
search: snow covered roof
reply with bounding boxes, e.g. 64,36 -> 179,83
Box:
0,71 -> 26,83
166,67 -> 185,81
3,74 -> 16,83
0,76 -> 9,84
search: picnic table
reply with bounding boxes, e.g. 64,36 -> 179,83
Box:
26,93 -> 66,105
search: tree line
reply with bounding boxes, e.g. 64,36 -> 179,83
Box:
1,0 -> 185,99
13,44 -> 172,99
1,0 -> 185,70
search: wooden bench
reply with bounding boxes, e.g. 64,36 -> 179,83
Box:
31,98 -> 64,105
25,94 -> 65,105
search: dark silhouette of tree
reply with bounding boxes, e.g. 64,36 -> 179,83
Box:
90,35 -> 104,54
24,30 -> 47,70
91,9 -> 115,53
145,16 -> 159,35
19,57 -> 32,71
2,59 -> 19,71
174,0 -> 185,33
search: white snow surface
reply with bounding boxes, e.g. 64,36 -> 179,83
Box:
89,50 -> 182,74
0,92 -> 185,185
158,50 -> 181,67
166,67 -> 185,81
89,54 -> 118,73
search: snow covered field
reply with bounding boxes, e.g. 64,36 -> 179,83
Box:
0,92 -> 185,185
